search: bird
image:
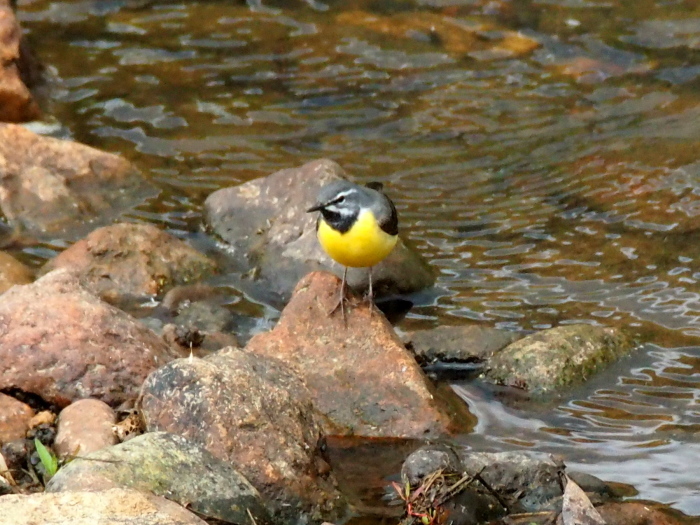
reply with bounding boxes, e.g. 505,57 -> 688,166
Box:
306,179 -> 399,320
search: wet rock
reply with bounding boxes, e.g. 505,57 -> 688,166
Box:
0,393 -> 33,444
139,349 -> 346,522
40,223 -> 217,306
0,269 -> 182,407
204,158 -> 434,306
485,325 -> 633,395
0,250 -> 32,293
54,399 -> 117,459
246,271 -> 472,438
46,432 -> 272,525
595,501 -> 692,525
0,3 -> 41,122
0,488 -> 207,525
0,124 -> 156,239
407,325 -> 521,363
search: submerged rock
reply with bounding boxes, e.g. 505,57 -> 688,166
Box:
0,270 -> 182,407
485,324 -> 633,395
246,271 -> 473,438
0,124 -> 156,239
0,487 -> 207,525
0,250 -> 32,294
0,2 -> 41,122
204,158 -> 434,306
46,432 -> 272,525
40,222 -> 217,307
54,399 -> 117,459
139,349 -> 346,523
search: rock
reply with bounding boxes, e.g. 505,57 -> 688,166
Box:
0,393 -> 33,444
485,325 -> 633,395
407,325 -> 521,363
246,271 -> 471,438
204,158 -> 434,306
595,501 -> 692,525
46,432 -> 272,525
54,399 -> 117,458
139,349 -> 346,522
0,3 -> 41,122
0,488 -> 207,525
0,124 -> 156,239
40,223 -> 216,306
0,250 -> 32,293
0,269 -> 182,407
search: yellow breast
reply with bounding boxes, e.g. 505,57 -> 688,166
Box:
317,209 -> 398,268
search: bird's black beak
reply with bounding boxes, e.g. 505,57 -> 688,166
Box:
306,203 -> 323,213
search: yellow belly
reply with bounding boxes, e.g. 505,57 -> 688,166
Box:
317,210 -> 398,268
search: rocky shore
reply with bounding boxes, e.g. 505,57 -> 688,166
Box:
0,2 -> 694,525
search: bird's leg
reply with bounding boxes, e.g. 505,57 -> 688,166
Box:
328,266 -> 348,324
367,267 -> 374,318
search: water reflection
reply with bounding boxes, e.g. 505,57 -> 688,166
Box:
14,0 -> 700,514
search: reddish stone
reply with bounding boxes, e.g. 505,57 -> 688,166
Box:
246,271 -> 471,438
0,2 -> 40,122
0,250 -> 32,294
54,399 -> 117,459
0,392 -> 33,444
41,223 -> 216,306
595,501 -> 691,525
0,270 -> 182,407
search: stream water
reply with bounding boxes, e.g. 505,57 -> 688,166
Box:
13,0 -> 700,516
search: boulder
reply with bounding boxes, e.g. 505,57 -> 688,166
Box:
0,124 -> 156,238
0,250 -> 32,293
246,271 -> 472,438
0,269 -> 182,407
41,223 -> 216,306
0,2 -> 40,122
0,488 -> 207,525
54,399 -> 117,458
0,392 -> 33,444
204,158 -> 434,306
46,432 -> 272,525
139,349 -> 346,522
485,325 -> 633,395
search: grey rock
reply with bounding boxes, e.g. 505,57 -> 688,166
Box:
46,431 -> 272,525
204,158 -> 435,306
407,325 -> 521,363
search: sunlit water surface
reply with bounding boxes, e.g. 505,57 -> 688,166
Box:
13,0 -> 700,515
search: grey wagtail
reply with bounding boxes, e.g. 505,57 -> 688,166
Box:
306,179 -> 399,319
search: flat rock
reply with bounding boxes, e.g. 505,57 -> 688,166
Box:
407,325 -> 521,363
0,392 -> 33,444
54,399 -> 117,458
204,158 -> 434,306
139,350 -> 346,522
41,223 -> 217,306
0,250 -> 32,294
485,324 -> 633,395
0,488 -> 206,525
46,432 -> 272,525
0,269 -> 182,407
0,3 -> 40,122
246,271 -> 472,438
595,501 -> 693,525
0,124 -> 156,238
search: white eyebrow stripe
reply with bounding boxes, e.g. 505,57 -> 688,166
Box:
330,188 -> 359,202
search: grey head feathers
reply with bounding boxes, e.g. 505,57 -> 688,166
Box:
307,179 -> 398,236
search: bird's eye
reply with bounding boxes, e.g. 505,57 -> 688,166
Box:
336,196 -> 345,203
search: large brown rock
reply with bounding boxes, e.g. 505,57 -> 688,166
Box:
0,392 -> 33,444
0,2 -> 40,122
0,250 -> 32,294
0,269 -> 182,407
41,223 -> 217,306
204,158 -> 435,306
0,124 -> 156,238
139,350 -> 346,523
54,399 -> 117,458
0,488 -> 207,525
246,271 -> 472,438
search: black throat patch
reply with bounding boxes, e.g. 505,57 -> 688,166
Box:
320,208 -> 354,234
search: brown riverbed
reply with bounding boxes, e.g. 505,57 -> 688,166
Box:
12,0 -> 700,516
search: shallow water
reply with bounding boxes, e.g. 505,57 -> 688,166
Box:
13,0 -> 700,516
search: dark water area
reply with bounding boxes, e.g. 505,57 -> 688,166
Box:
12,0 -> 700,516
